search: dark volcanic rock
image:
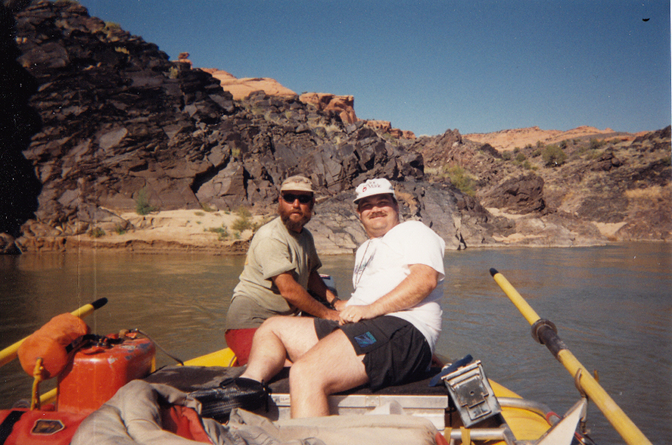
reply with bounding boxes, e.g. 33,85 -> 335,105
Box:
480,173 -> 546,215
0,2 -> 42,238
4,1 -> 505,253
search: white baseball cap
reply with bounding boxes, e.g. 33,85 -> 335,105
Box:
353,178 -> 396,203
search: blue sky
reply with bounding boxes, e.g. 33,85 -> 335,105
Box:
78,0 -> 670,136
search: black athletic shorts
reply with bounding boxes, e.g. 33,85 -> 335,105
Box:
314,316 -> 432,392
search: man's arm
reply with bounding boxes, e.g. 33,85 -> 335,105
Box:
307,270 -> 347,311
272,272 -> 341,320
338,264 -> 439,325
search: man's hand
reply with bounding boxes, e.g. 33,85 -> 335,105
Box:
338,304 -> 374,325
273,272 -> 340,320
339,264 -> 439,325
332,299 -> 347,311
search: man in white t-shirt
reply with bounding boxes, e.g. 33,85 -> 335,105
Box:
234,178 -> 446,418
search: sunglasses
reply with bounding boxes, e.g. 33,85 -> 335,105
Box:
282,193 -> 313,204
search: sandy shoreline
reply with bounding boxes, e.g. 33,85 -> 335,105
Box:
32,209 -> 273,255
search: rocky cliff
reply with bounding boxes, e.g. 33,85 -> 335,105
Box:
411,126 -> 671,245
1,1 -> 669,254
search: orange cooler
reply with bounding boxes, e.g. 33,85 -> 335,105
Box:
57,336 -> 156,413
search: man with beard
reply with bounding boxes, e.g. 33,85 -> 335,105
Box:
230,178 -> 445,417
225,176 -> 344,365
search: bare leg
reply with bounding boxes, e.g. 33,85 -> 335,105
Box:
289,329 -> 369,418
241,316 -> 320,383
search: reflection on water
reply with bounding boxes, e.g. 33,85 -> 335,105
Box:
1,244 -> 670,444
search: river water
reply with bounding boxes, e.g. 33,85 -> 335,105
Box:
1,243 -> 670,444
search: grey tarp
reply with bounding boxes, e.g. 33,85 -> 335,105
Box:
72,380 -> 437,445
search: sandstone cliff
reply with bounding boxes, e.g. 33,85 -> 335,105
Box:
201,68 -> 297,100
464,126 -> 637,151
1,1 -> 669,255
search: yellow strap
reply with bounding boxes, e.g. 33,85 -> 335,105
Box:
30,358 -> 45,410
460,426 -> 472,445
443,427 -> 452,444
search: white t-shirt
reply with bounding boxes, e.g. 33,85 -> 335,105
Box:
347,221 -> 446,352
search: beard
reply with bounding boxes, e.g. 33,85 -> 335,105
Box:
279,207 -> 311,232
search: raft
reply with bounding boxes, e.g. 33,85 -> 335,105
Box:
0,334 -> 566,445
0,271 -> 653,444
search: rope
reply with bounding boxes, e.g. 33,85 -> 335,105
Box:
130,329 -> 184,366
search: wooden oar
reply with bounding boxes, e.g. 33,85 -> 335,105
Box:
489,268 -> 652,445
0,298 -> 108,368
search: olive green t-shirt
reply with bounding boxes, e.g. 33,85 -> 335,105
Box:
226,217 -> 321,329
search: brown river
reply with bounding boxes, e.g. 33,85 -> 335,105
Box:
1,242 -> 670,444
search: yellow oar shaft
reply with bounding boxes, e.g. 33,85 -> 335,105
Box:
0,298 -> 108,368
556,350 -> 650,445
491,269 -> 541,325
489,268 -> 652,445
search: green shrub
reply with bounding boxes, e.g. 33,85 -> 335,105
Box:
113,225 -> 126,235
444,165 -> 475,196
237,206 -> 252,218
207,225 -> 229,241
88,227 -> 105,238
542,145 -> 567,167
590,138 -> 605,150
232,217 -> 252,232
501,152 -> 512,161
135,187 -> 156,215
515,153 -> 527,163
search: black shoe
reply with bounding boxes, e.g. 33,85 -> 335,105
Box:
189,377 -> 269,421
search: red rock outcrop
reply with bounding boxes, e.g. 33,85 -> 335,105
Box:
465,126 -> 633,151
298,92 -> 357,124
364,120 -> 415,139
202,68 -> 297,100
175,52 -> 192,68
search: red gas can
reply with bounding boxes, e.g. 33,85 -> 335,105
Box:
57,335 -> 155,413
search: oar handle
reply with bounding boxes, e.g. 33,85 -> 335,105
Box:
0,298 -> 108,368
70,297 -> 108,318
489,268 -> 652,445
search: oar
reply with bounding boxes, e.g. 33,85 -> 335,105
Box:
0,298 -> 108,368
489,268 -> 652,445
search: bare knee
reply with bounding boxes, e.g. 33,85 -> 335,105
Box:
289,358 -> 326,393
254,316 -> 290,338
